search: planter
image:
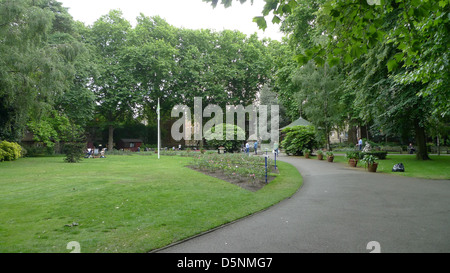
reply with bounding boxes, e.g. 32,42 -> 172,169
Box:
305,153 -> 310,159
348,159 -> 358,167
327,156 -> 334,162
367,163 -> 378,172
317,154 -> 323,160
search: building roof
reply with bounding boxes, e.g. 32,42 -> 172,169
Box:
280,117 -> 312,130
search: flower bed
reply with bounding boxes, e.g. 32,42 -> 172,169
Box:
190,153 -> 276,190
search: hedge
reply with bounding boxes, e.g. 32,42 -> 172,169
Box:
352,151 -> 388,160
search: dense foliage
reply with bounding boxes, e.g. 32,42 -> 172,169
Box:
206,0 -> 449,160
204,124 -> 246,152
63,142 -> 86,163
0,141 -> 23,162
281,125 -> 317,156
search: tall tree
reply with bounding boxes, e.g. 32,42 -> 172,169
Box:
128,14 -> 179,125
88,10 -> 137,150
343,42 -> 433,160
266,39 -> 300,121
0,0 -> 94,143
0,0 -> 55,141
292,62 -> 344,150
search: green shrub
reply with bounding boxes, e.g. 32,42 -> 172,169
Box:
0,148 -> 6,162
0,141 -> 23,161
64,142 -> 86,163
204,124 -> 246,153
345,151 -> 360,160
21,145 -> 54,157
361,154 -> 378,165
281,126 -> 317,156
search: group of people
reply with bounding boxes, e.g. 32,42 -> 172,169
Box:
356,138 -> 416,154
85,147 -> 106,158
243,141 -> 279,156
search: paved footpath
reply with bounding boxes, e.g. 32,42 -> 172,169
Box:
157,155 -> 450,253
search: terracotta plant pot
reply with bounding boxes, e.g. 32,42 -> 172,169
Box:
305,153 -> 310,159
317,154 -> 323,160
327,156 -> 334,162
367,163 -> 378,172
348,159 -> 358,167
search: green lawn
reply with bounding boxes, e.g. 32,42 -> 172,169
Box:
0,154 -> 302,253
331,154 -> 450,180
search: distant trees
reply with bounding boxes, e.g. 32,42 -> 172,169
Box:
0,1 -> 280,150
86,11 -> 275,149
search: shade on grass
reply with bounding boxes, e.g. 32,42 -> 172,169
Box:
0,155 -> 302,253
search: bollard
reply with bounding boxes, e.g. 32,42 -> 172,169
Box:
265,155 -> 268,184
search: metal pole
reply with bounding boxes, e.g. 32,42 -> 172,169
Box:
265,155 -> 268,184
157,98 -> 160,159
274,151 -> 277,170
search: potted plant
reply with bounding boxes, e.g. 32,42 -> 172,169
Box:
303,148 -> 311,158
361,155 -> 379,172
326,151 -> 334,162
316,150 -> 324,160
346,151 -> 359,167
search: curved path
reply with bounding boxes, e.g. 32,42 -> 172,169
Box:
157,155 -> 450,253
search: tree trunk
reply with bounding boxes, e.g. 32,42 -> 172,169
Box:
437,135 -> 440,156
327,132 -> 331,151
108,125 -> 115,151
414,119 -> 430,160
348,126 -> 357,146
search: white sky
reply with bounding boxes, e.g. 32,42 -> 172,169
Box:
58,0 -> 284,41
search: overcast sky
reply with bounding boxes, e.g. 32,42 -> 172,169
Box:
58,0 -> 284,41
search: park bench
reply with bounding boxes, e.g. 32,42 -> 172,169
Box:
380,146 -> 404,154
431,146 -> 450,154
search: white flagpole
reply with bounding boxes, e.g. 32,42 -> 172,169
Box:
157,98 -> 160,159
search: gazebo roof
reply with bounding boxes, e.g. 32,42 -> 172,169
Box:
280,117 -> 312,130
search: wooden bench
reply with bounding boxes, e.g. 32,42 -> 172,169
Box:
431,146 -> 449,154
380,146 -> 404,154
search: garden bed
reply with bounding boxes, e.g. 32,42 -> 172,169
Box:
189,153 -> 278,192
188,165 -> 278,192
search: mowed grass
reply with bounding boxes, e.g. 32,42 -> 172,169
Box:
0,155 -> 302,253
331,154 -> 450,180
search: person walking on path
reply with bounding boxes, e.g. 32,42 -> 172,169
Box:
273,141 -> 279,156
357,138 -> 363,151
245,142 -> 250,155
254,141 -> 258,155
